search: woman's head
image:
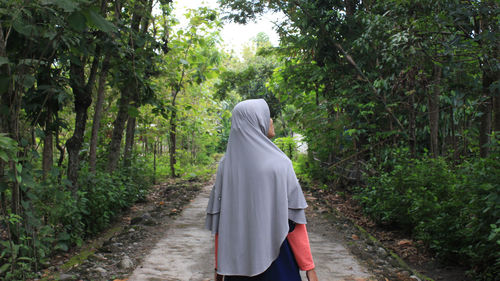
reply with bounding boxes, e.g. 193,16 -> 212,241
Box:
231,99 -> 271,136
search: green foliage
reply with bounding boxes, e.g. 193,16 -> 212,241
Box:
274,136 -> 298,160
354,150 -> 500,278
0,158 -> 150,280
78,161 -> 149,235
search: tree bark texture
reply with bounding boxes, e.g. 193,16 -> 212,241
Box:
38,64 -> 55,178
66,53 -> 100,192
428,65 -> 441,158
409,92 -> 416,158
89,54 -> 111,172
42,128 -> 53,177
494,94 -> 500,133
479,72 -> 493,157
106,87 -> 131,172
106,0 -> 149,172
169,107 -> 177,177
123,115 -> 136,166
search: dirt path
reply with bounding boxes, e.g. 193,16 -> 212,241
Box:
128,185 -> 374,281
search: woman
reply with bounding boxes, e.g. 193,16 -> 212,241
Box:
206,99 -> 318,281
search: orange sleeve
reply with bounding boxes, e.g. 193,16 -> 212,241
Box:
215,234 -> 219,269
287,224 -> 315,271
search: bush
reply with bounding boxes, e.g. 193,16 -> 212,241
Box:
354,151 -> 500,278
78,159 -> 150,236
0,155 -> 152,280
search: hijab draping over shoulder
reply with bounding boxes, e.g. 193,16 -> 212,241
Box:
205,99 -> 307,276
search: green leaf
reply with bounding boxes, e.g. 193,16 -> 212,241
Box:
180,59 -> 189,65
15,163 -> 22,173
85,9 -> 115,33
12,18 -> 35,36
55,242 -> 69,252
18,75 -> 35,88
42,0 -> 79,12
0,151 -> 8,162
68,11 -> 87,31
0,57 -> 8,66
0,263 -> 10,274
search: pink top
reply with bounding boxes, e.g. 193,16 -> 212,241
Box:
215,224 -> 314,272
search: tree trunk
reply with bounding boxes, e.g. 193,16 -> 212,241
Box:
428,65 -> 441,158
451,106 -> 458,163
66,53 -> 99,192
494,94 -> 500,133
345,0 -> 357,16
39,64 -> 55,178
0,27 -> 21,219
106,87 -> 130,172
107,0 -> 147,172
55,131 -> 64,166
169,108 -> 177,177
89,54 -> 111,172
479,72 -> 493,157
42,127 -> 53,177
409,92 -> 416,158
153,141 -> 157,184
477,0 -> 498,157
123,115 -> 136,166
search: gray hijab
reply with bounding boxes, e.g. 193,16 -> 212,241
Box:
205,99 -> 307,276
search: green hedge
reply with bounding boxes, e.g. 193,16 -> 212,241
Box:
354,152 -> 500,279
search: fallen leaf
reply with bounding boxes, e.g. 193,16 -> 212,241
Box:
397,239 -> 413,246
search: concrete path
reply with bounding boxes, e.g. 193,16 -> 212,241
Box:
128,185 -> 373,281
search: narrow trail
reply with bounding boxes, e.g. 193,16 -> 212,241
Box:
128,185 -> 373,281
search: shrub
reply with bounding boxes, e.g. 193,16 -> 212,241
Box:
78,159 -> 150,236
354,151 -> 499,278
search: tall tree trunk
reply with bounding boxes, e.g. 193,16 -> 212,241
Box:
409,92 -> 416,158
0,23 -> 22,239
39,64 -> 55,178
169,106 -> 177,177
107,0 -> 147,172
153,141 -> 157,184
123,115 -> 136,166
66,53 -> 100,192
477,0 -> 498,157
451,106 -> 458,163
106,87 -> 131,172
491,33 -> 500,133
494,94 -> 500,133
428,65 -> 441,158
55,129 -> 64,167
42,127 -> 53,177
89,54 -> 111,172
479,73 -> 493,157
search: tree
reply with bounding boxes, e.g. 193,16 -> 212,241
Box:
157,7 -> 221,177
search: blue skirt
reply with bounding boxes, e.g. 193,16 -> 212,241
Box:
224,238 -> 301,281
